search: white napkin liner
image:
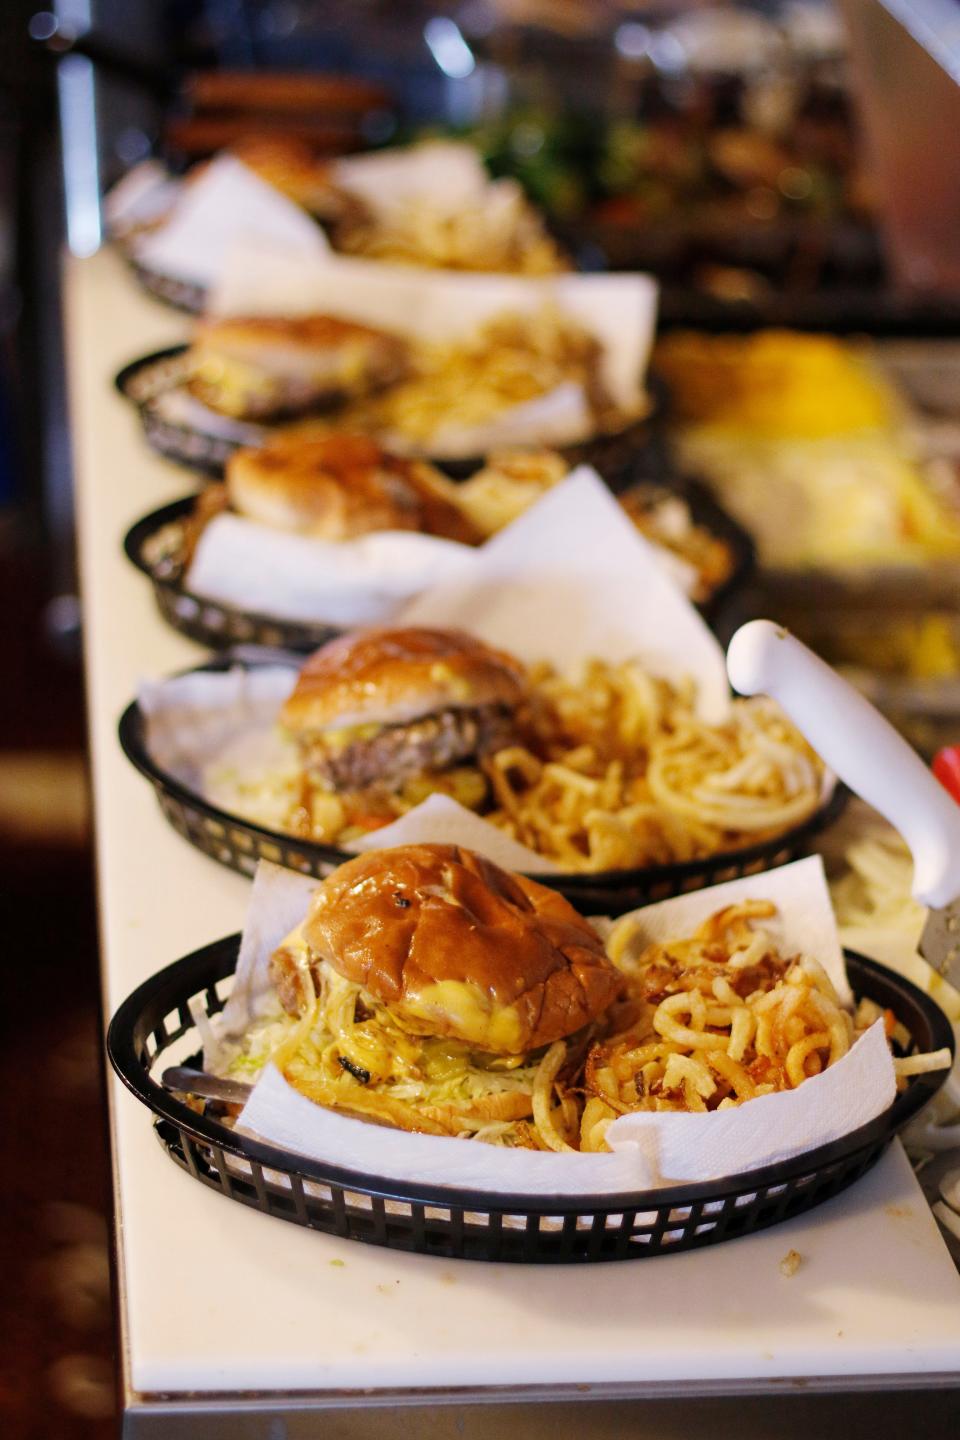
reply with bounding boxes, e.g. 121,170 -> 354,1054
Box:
181,464 -> 701,635
132,156 -> 329,287
206,239 -> 657,418
151,387 -> 266,446
380,380 -> 596,460
205,857 -> 896,1197
331,140 -> 493,218
186,512 -> 479,627
105,159 -> 180,237
396,467 -> 729,716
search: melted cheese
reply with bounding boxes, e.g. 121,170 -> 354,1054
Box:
400,979 -> 524,1053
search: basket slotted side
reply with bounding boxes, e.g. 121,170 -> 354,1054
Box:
114,347 -> 670,483
107,937 -> 953,1264
123,499 -> 345,653
129,259 -> 206,315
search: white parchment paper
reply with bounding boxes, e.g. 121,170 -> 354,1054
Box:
131,156 -> 328,286
182,465 -> 703,634
205,240 -> 657,421
186,513 -> 478,627
331,140 -> 495,218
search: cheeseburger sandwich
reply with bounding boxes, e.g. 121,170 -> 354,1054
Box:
260,844 -> 624,1144
282,627 -> 526,834
193,433 -> 480,548
188,313 -> 409,422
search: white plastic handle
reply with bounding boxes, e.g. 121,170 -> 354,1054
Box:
727,619 -> 960,909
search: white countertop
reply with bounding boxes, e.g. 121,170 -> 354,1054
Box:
67,246 -> 960,1406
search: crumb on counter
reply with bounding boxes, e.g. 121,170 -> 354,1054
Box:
780,1249 -> 803,1277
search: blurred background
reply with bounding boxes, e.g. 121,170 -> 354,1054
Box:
0,1 -> 958,1434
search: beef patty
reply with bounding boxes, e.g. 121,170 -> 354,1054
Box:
303,704 -> 516,793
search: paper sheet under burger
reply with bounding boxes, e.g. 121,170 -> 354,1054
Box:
110,141 -> 532,285
128,155 -> 329,288
184,463 -> 698,628
187,239 -> 657,458
138,468 -> 730,874
199,855 -> 893,1197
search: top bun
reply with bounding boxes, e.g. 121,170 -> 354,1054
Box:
194,312 -> 394,354
281,627 -> 526,734
227,136 -> 340,216
226,434 -> 479,544
302,844 -> 622,1053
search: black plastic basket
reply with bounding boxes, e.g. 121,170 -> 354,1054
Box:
122,475 -> 754,653
106,938 -> 953,1264
123,498 -> 344,653
128,257 -> 207,315
118,655 -> 846,915
114,344 -> 669,483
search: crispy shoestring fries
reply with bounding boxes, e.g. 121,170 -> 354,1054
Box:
482,659 -> 824,873
579,900 -> 950,1152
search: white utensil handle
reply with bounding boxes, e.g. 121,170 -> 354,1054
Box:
727,619 -> 960,908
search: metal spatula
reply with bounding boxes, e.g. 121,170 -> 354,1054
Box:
727,620 -> 960,989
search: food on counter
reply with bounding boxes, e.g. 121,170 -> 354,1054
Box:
579,898 -> 948,1152
184,433 -> 481,554
281,627 -> 526,837
211,859 -> 948,1154
334,186 -> 567,275
218,843 -> 625,1147
182,305 -> 627,456
655,331 -> 960,569
282,305 -> 619,455
655,331 -> 895,437
805,615 -> 960,682
249,628 -> 826,872
482,657 -> 823,872
188,314 -> 410,422
433,450 -> 737,603
225,136 -> 355,223
236,135 -> 567,274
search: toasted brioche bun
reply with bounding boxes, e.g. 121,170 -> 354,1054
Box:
281,627 -> 525,734
227,136 -> 346,218
188,314 -> 408,421
226,433 -> 479,544
193,312 -> 399,359
301,844 -> 622,1053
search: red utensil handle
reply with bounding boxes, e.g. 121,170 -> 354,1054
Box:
933,746 -> 960,806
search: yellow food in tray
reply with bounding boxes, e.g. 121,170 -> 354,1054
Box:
655,330 -> 897,438
654,330 -> 960,569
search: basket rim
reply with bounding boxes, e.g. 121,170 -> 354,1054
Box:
112,344 -> 667,477
122,497 -> 343,647
117,652 -> 847,896
121,474 -> 755,641
105,934 -> 954,1215
128,256 -> 207,314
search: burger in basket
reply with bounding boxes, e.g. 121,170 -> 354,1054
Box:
209,845 -> 951,1155
255,844 -> 626,1145
266,623 -> 827,873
